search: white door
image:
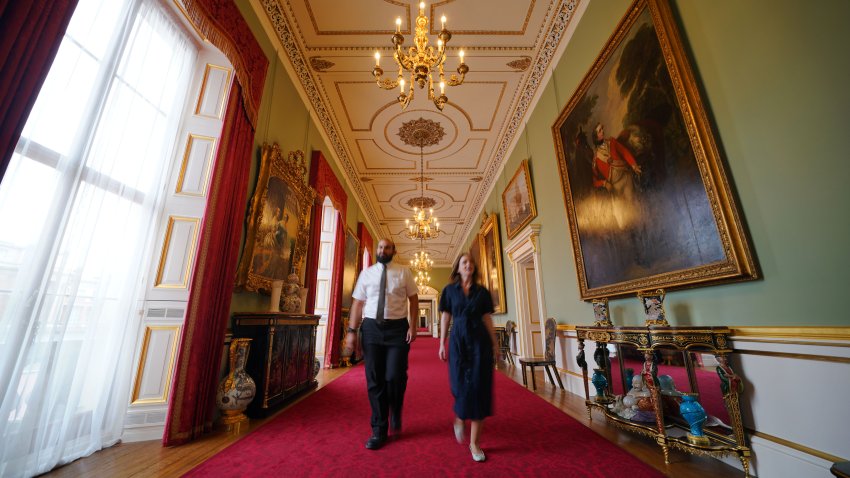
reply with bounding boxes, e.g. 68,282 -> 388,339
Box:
313,197 -> 338,359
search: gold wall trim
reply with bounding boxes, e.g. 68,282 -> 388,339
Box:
748,429 -> 847,463
131,325 -> 181,405
737,349 -> 850,364
559,325 -> 850,342
735,338 -> 850,349
559,368 -> 583,378
732,326 -> 850,341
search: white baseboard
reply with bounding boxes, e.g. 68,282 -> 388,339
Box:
121,425 -> 164,443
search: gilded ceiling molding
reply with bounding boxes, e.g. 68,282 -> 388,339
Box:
262,0 -> 381,234
397,118 -> 446,148
507,56 -> 532,71
309,56 -> 334,71
406,197 -> 437,209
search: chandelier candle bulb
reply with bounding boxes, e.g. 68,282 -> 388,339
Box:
374,52 -> 380,66
441,15 -> 446,30
396,17 -> 401,33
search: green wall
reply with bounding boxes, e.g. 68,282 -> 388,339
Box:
470,0 -> 850,327
428,267 -> 453,294
229,1 -> 377,313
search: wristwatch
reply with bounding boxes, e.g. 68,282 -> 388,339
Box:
346,327 -> 358,334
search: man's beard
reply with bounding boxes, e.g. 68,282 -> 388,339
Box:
376,253 -> 393,264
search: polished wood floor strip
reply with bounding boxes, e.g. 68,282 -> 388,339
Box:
43,362 -> 737,477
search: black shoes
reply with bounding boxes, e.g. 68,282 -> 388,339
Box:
365,435 -> 386,450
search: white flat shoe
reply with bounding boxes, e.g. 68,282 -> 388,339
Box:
453,421 -> 464,444
470,445 -> 486,462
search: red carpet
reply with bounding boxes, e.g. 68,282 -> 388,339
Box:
184,338 -> 663,477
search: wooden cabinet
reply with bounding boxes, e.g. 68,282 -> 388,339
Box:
575,325 -> 750,476
233,312 -> 319,418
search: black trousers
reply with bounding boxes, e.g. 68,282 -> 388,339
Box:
361,318 -> 410,437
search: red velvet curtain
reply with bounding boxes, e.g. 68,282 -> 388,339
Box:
163,85 -> 255,446
357,222 -> 373,270
0,0 -> 79,182
325,219 -> 346,368
304,151 -> 348,368
163,0 -> 267,446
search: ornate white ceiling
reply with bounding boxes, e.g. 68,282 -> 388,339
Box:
253,0 -> 583,265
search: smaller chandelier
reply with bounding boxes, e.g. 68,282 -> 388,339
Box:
405,204 -> 440,240
410,247 -> 434,273
415,269 -> 431,288
372,2 -> 468,110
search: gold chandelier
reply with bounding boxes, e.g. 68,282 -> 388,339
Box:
410,238 -> 433,274
372,1 -> 468,110
405,145 -> 440,240
415,269 -> 431,288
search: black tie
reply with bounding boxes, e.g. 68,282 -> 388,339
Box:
375,263 -> 387,325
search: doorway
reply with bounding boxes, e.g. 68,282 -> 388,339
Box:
504,225 -> 546,360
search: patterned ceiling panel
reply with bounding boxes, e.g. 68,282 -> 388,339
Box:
256,0 -> 583,265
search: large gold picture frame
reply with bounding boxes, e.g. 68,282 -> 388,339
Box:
236,143 -> 316,293
502,159 -> 537,240
551,0 -> 758,300
478,212 -> 506,314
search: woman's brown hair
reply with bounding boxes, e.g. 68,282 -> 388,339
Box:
450,252 -> 480,285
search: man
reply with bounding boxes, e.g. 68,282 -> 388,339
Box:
343,238 -> 418,450
591,122 -> 642,230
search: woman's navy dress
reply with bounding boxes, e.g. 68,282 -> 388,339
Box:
439,282 -> 495,420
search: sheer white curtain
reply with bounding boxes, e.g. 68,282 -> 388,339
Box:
0,0 -> 196,475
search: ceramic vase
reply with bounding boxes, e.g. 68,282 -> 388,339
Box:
269,280 -> 283,311
679,393 -> 710,445
282,273 -> 302,313
216,338 -> 256,432
591,368 -> 608,402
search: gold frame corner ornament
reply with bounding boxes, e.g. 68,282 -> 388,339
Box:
550,0 -> 758,301
236,143 -> 317,293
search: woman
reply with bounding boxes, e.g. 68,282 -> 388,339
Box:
438,253 -> 499,462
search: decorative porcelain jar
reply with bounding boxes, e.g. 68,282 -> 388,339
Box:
282,273 -> 302,313
591,368 -> 608,402
679,393 -> 710,445
216,338 -> 256,431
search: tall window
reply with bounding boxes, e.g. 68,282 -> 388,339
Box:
0,0 -> 197,475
